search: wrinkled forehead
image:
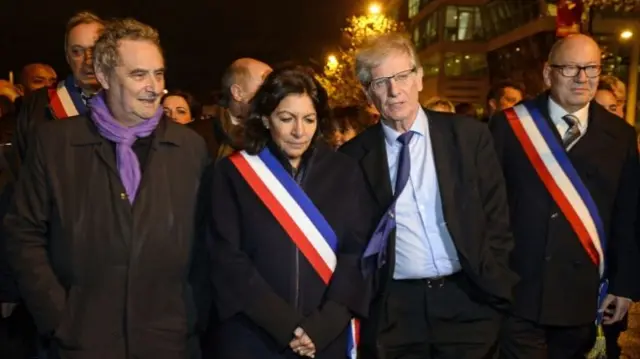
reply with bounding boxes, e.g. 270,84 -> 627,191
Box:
115,40 -> 165,69
596,89 -> 617,102
370,50 -> 415,76
67,22 -> 103,48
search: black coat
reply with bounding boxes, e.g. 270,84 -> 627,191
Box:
13,87 -> 56,164
340,110 -> 518,358
208,143 -> 370,359
489,93 -> 640,326
4,115 -> 211,359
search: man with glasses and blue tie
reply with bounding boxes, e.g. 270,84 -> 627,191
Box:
340,33 -> 517,359
490,34 -> 640,359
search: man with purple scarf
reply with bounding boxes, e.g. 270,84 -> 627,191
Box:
4,18 -> 210,359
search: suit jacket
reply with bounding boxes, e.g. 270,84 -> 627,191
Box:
340,109 -> 517,356
489,93 -> 640,326
208,143 -> 370,359
4,116 -> 211,359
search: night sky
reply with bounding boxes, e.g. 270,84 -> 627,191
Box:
0,0 -> 366,101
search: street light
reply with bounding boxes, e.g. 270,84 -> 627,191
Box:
326,54 -> 339,71
620,26 -> 639,126
368,3 -> 381,15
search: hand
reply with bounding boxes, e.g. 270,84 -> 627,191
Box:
599,294 -> 632,325
289,326 -> 316,358
1,303 -> 18,319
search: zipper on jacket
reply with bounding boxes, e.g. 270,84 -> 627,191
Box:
292,167 -> 306,310
291,152 -> 313,311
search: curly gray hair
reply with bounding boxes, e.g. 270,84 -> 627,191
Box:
93,18 -> 161,75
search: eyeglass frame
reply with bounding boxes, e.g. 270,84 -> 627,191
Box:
549,64 -> 602,78
366,66 -> 418,93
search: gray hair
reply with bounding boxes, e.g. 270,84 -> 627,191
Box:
93,18 -> 161,75
355,32 -> 421,86
64,11 -> 105,51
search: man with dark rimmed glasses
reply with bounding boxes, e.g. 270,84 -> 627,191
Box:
490,33 -> 640,359
340,32 -> 516,359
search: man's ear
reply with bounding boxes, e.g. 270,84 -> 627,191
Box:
95,65 -> 110,90
230,84 -> 243,102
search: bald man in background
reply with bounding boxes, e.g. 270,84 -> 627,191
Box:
190,57 -> 271,160
490,34 -> 640,359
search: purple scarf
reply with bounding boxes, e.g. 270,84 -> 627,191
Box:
89,93 -> 163,204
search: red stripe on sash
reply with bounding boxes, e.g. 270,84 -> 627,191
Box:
505,109 -> 599,265
48,88 -> 67,120
229,153 -> 334,283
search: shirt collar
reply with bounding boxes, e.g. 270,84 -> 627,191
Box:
548,96 -> 589,130
381,106 -> 428,147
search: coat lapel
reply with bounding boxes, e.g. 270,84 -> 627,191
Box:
427,111 -> 465,256
70,117 -> 132,247
68,116 -> 120,177
360,123 -> 393,207
130,118 -> 182,261
568,103 -> 617,159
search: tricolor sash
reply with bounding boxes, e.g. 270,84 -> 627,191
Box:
229,148 -> 359,358
505,102 -> 608,322
48,75 -> 87,119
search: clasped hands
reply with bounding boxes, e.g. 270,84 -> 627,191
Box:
289,326 -> 316,358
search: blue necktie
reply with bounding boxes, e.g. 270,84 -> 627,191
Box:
362,131 -> 415,274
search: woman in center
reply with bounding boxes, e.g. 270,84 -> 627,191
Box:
208,67 -> 370,358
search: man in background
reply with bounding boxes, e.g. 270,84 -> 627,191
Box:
190,57 -> 271,160
17,63 -> 57,97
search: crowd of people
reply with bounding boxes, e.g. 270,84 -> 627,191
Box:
0,10 -> 639,359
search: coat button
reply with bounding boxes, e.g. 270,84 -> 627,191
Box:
545,256 -> 552,262
120,192 -> 127,200
551,212 -> 559,219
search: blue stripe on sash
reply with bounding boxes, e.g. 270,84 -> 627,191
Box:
258,148 -> 339,252
64,75 -> 88,115
526,102 -> 606,247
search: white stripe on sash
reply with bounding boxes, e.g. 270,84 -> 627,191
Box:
514,105 -> 604,275
240,152 -> 338,271
57,83 -> 79,117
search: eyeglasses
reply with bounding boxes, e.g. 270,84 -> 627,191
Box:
550,64 -> 602,78
368,67 -> 417,92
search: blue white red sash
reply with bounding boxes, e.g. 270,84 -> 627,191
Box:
229,148 -> 359,358
48,76 -> 87,119
505,102 -> 605,277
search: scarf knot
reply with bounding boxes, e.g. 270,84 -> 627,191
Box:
88,93 -> 163,204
